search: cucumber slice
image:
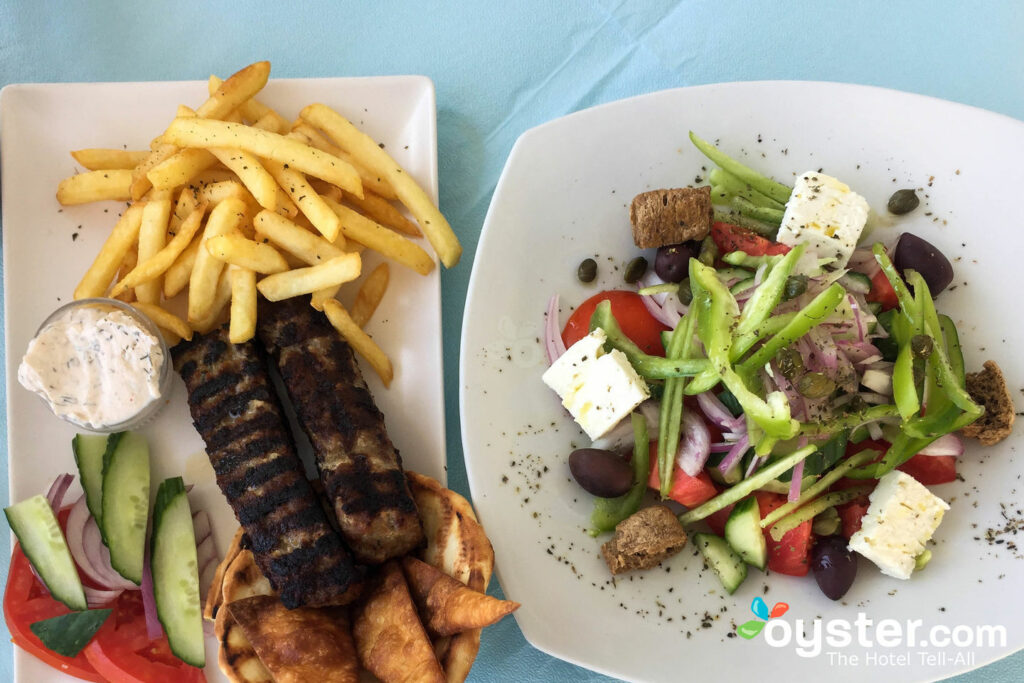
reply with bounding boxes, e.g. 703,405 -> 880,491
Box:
724,498 -> 768,570
73,433 -> 116,527
151,477 -> 205,667
730,277 -> 756,295
101,431 -> 150,584
4,495 -> 87,611
694,532 -> 747,594
839,271 -> 872,294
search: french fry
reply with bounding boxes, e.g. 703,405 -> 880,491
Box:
256,253 -> 361,302
56,169 -> 133,205
290,122 -> 397,200
321,299 -> 393,386
190,197 -> 246,322
308,179 -> 343,203
208,148 -> 278,210
194,179 -> 250,207
323,197 -> 434,275
251,112 -> 288,135
162,118 -> 363,197
112,247 -> 138,303
208,74 -> 287,130
253,210 -> 344,264
190,168 -> 239,187
71,149 -> 150,171
263,158 -> 342,243
205,234 -> 289,274
130,302 -> 192,341
73,204 -> 145,299
302,103 -> 461,267
112,202 -> 207,297
130,142 -> 177,200
350,263 -> 389,327
169,187 -> 201,234
147,147 -> 219,191
192,269 -> 234,334
164,235 -> 201,299
135,194 -> 173,304
343,189 -> 421,237
229,266 -> 257,343
195,61 -> 271,120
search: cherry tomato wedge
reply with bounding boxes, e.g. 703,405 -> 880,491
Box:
867,269 -> 899,311
646,442 -> 718,508
755,491 -> 812,576
562,290 -> 668,356
83,591 -> 206,683
710,222 -> 790,258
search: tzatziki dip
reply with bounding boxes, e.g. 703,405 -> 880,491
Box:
18,301 -> 168,430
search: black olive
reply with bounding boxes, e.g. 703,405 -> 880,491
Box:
568,449 -> 634,498
577,258 -> 597,283
887,189 -> 920,215
811,536 -> 858,600
654,242 -> 699,283
783,275 -> 809,301
623,256 -> 648,284
893,233 -> 954,295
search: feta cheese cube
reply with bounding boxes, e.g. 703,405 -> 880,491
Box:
542,328 -> 650,440
848,470 -> 949,580
777,172 -> 869,270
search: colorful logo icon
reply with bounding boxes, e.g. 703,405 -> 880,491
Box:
738,597 -> 789,639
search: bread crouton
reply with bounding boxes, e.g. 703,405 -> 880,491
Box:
600,505 -> 687,575
629,187 -> 713,249
962,360 -> 1015,446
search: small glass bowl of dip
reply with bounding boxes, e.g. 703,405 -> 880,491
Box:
18,298 -> 173,433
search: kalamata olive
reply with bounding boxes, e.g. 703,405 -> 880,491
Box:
577,258 -> 597,283
623,256 -> 648,284
568,448 -> 634,498
887,189 -> 920,215
893,232 -> 954,295
655,242 -> 699,283
811,536 -> 858,600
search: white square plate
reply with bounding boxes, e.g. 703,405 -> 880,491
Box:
1,75 -> 446,681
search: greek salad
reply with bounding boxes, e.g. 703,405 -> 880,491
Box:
542,132 -> 1008,601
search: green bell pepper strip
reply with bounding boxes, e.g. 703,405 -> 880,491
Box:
798,404 -> 900,436
658,311 -> 699,498
708,167 -> 787,210
722,251 -> 781,269
893,343 -> 920,420
685,312 -> 797,396
638,283 -> 679,296
768,486 -> 873,542
589,413 -> 649,536
760,447 -> 881,528
712,210 -> 779,238
588,300 -> 710,379
735,243 -> 805,337
873,243 -> 922,332
678,444 -> 819,525
730,195 -> 784,225
689,132 -> 793,205
690,260 -> 798,440
735,283 -> 847,379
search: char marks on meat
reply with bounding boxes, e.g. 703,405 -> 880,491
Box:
173,326 -> 362,608
257,297 -> 424,564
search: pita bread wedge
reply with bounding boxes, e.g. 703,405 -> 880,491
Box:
353,560 -> 445,683
226,595 -> 359,683
401,556 -> 518,636
205,527 -> 246,621
222,549 -> 274,604
215,605 -> 274,683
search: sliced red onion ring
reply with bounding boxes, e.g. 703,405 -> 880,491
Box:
696,392 -> 744,433
66,495 -> 115,589
544,294 -> 567,365
788,459 -> 805,503
82,517 -> 138,591
140,551 -> 163,640
640,288 -> 679,328
196,535 -> 217,574
199,556 -> 219,604
677,411 -> 711,477
192,510 -> 212,546
848,295 -> 866,343
718,434 -> 750,474
45,473 -> 74,513
918,433 -> 964,457
745,454 -> 765,479
85,586 -> 122,608
710,442 -> 734,453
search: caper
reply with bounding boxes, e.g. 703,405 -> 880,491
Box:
697,235 -> 718,266
797,372 -> 836,399
677,278 -> 694,305
577,257 -> 597,283
887,189 -> 920,215
783,275 -> 809,301
776,348 -> 805,380
910,334 -> 934,359
623,256 -> 648,284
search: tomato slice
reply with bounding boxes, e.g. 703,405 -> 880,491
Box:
867,269 -> 898,311
837,501 -> 871,539
562,290 -> 668,356
5,543 -> 105,682
646,442 -> 718,508
755,492 -> 812,576
897,453 -> 957,485
710,222 -> 790,258
83,591 -> 206,683
704,504 -> 735,538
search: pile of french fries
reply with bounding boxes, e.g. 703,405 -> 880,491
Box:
58,61 -> 461,387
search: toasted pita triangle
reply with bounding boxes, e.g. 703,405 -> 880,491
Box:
215,606 -> 274,683
401,556 -> 519,636
205,527 -> 246,621
222,549 -> 274,604
226,595 -> 359,683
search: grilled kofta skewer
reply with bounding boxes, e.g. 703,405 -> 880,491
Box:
173,327 -> 362,608
257,297 -> 424,564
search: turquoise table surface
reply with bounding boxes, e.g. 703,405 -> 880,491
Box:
2,1 -> 1022,681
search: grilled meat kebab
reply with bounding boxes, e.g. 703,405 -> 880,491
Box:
257,297 -> 424,564
173,327 -> 362,608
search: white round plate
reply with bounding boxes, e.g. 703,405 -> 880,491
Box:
460,81 -> 1024,683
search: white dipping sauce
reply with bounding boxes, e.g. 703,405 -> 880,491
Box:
18,306 -> 165,428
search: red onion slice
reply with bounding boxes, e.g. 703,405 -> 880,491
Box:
918,433 -> 964,457
198,556 -> 219,605
85,586 -> 122,608
65,495 -> 115,589
676,412 -> 711,477
696,392 -> 744,433
82,517 -> 138,591
788,459 -> 805,503
718,434 -> 750,474
192,510 -> 212,545
45,473 -> 74,514
544,295 -> 567,364
140,551 -> 163,640
745,454 -> 765,479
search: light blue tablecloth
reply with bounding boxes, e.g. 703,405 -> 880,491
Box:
2,1 -> 1022,681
